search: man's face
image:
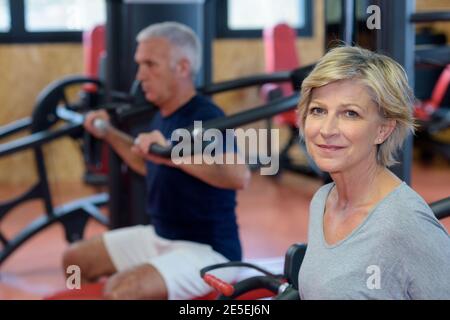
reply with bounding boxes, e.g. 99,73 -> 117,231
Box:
134,37 -> 179,107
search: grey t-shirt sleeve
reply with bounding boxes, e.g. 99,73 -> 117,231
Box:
399,198 -> 450,299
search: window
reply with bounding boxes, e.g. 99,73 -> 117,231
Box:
0,0 -> 106,43
216,0 -> 313,38
0,0 -> 10,32
25,0 -> 105,32
325,0 -> 371,24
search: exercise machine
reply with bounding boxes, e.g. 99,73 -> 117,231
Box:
200,196 -> 450,300
0,76 -> 109,266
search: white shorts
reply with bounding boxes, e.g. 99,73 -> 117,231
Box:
103,225 -> 240,300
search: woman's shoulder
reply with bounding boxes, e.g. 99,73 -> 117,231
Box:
387,185 -> 450,284
382,183 -> 434,220
377,183 -> 448,242
382,182 -> 426,206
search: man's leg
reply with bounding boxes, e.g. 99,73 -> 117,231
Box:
62,235 -> 116,283
103,264 -> 168,300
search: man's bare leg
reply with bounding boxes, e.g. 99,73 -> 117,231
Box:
62,235 -> 116,283
103,264 -> 168,300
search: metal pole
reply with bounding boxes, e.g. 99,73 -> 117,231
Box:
106,0 -> 129,229
341,0 -> 355,44
375,0 -> 415,185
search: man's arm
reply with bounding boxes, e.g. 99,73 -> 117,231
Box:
84,110 -> 147,176
104,126 -> 147,176
176,153 -> 251,190
134,132 -> 251,190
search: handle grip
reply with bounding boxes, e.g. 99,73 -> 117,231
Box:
203,274 -> 235,297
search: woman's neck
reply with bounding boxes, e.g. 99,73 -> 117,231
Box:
329,161 -> 397,214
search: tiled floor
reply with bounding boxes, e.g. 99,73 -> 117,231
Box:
0,161 -> 449,299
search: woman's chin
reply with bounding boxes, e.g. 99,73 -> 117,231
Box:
314,160 -> 343,175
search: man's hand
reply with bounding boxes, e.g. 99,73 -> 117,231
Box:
131,130 -> 174,166
84,110 -> 111,139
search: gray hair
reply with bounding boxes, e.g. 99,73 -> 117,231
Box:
136,21 -> 201,77
297,46 -> 416,167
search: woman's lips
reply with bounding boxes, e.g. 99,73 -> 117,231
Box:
316,144 -> 345,151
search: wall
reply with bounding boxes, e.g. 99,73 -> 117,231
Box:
0,0 -> 449,184
416,0 -> 450,43
213,0 -> 324,114
0,0 -> 325,185
0,44 -> 85,185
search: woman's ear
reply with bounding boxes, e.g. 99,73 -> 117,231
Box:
376,119 -> 396,144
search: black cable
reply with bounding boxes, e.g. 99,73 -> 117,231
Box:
200,261 -> 283,279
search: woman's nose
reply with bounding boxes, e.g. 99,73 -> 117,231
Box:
319,115 -> 339,138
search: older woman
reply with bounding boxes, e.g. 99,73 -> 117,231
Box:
297,46 -> 450,299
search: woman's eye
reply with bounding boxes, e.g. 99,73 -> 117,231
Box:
309,107 -> 324,115
345,110 -> 359,118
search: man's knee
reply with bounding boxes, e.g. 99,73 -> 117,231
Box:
62,242 -> 84,271
62,236 -> 115,281
103,264 -> 168,300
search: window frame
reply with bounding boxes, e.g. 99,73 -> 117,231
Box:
0,0 -> 100,43
0,0 -> 11,32
215,0 -> 313,38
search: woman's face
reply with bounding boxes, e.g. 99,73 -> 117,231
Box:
304,79 -> 390,174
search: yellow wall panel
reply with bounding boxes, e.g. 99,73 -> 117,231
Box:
0,44 -> 84,185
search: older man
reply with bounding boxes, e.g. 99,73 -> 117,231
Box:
63,22 -> 250,300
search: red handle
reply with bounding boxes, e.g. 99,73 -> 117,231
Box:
203,274 -> 235,297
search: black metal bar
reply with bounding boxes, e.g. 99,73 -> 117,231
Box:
55,192 -> 109,214
202,94 -> 299,131
33,148 -> 55,216
430,196 -> 450,220
0,123 -> 83,158
0,193 -> 108,265
148,93 -> 300,158
0,183 -> 42,221
80,199 -> 110,226
0,215 -> 58,265
0,117 -> 32,139
375,0 -> 414,184
10,0 -> 25,34
411,11 -> 450,23
0,232 -> 8,246
341,0 -> 355,45
106,0 -> 125,97
198,64 -> 314,96
34,76 -> 102,104
200,71 -> 292,95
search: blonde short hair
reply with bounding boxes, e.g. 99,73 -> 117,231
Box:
297,46 -> 416,167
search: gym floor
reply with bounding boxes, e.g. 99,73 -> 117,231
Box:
0,160 -> 449,299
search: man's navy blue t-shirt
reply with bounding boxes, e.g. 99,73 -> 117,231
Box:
145,95 -> 242,261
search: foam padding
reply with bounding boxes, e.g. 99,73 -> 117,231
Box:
44,283 -> 273,300
44,282 -> 105,300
